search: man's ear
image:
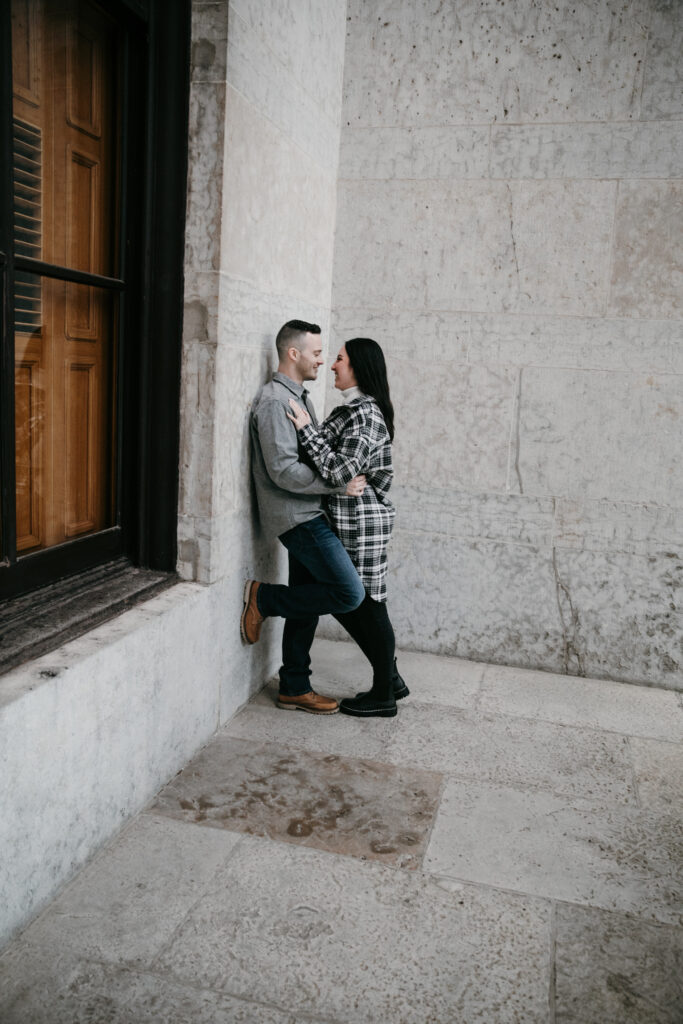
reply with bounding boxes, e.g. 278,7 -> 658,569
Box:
288,346 -> 300,362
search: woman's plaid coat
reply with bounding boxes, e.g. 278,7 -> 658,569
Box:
298,395 -> 395,602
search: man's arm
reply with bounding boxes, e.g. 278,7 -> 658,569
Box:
256,398 -> 344,495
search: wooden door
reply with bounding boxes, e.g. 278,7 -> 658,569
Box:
12,0 -> 118,552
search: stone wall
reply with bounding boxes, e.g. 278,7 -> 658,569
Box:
329,0 -> 683,686
0,0 -> 349,952
177,0 -> 348,693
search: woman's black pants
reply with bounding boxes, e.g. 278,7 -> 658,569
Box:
333,591 -> 396,701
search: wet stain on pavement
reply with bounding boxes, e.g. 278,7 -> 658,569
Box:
152,736 -> 442,868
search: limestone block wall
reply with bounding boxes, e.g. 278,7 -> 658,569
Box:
329,0 -> 683,687
177,0 -> 348,706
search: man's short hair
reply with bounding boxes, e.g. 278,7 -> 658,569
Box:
275,319 -> 321,360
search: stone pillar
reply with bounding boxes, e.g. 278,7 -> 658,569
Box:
177,0 -> 348,714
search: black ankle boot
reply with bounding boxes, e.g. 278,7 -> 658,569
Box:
355,662 -> 410,703
339,692 -> 397,717
392,660 -> 410,700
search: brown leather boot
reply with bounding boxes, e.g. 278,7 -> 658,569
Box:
240,580 -> 264,644
277,691 -> 339,714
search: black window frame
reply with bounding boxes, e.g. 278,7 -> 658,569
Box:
0,0 -> 191,601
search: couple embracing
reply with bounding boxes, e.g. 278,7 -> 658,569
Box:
241,319 -> 408,718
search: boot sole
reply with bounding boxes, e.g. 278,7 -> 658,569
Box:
339,705 -> 397,717
277,701 -> 339,714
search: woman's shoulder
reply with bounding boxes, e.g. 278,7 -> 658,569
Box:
326,396 -> 388,438
325,399 -> 368,424
347,394 -> 380,416
354,396 -> 389,436
324,403 -> 353,425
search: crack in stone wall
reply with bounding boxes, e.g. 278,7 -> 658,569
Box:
507,183 -> 521,290
505,367 -> 525,495
552,547 -> 586,676
514,368 -> 524,495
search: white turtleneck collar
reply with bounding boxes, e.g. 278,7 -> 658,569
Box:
339,385 -> 365,405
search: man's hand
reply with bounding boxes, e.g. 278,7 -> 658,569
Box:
346,474 -> 366,497
286,398 -> 312,430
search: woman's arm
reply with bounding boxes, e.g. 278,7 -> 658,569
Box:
288,399 -> 371,487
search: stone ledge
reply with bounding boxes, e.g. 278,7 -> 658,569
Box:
0,558 -> 176,678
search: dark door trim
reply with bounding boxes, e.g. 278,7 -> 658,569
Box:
0,0 -> 191,600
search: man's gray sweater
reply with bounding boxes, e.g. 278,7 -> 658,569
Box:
250,371 -> 342,538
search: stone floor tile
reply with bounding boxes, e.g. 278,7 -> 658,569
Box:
225,697 -> 397,762
0,952 -> 300,1024
152,735 -> 441,869
7,814 -> 241,966
424,778 -> 683,924
0,944 -> 78,1024
390,647 -> 485,707
554,902 -> 683,1023
384,703 -> 637,804
479,664 -> 683,743
251,676 -> 348,705
309,637 -> 484,708
2,641 -> 680,1023
156,835 -> 553,1024
630,736 -> 683,813
306,636 -> 375,699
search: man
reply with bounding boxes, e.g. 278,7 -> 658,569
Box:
242,320 -> 366,714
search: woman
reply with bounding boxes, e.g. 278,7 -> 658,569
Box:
287,337 -> 408,718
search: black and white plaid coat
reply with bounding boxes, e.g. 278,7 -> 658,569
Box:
298,395 -> 395,602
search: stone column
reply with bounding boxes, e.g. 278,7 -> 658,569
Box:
178,0 -> 348,716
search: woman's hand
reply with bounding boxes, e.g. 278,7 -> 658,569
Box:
287,398 -> 312,429
346,474 -> 366,497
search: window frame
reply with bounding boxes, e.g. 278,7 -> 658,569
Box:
0,0 -> 191,601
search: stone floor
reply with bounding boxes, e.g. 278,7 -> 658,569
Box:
1,638 -> 682,1023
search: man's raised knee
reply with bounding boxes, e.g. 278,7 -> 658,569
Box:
337,576 -> 365,614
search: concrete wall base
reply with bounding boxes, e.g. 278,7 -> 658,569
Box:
0,581 -> 277,950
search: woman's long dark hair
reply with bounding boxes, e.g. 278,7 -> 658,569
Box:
345,337 -> 395,441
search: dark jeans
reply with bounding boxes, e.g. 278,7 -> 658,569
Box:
257,515 -> 365,696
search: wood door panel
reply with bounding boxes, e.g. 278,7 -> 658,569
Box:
65,147 -> 100,340
65,359 -> 96,535
66,282 -> 99,341
66,13 -> 103,139
66,147 -> 99,275
11,0 -> 41,108
15,351 -> 44,551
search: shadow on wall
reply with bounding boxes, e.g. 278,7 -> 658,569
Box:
244,348 -> 279,577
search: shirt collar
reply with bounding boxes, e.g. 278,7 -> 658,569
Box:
273,371 -> 307,400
